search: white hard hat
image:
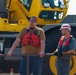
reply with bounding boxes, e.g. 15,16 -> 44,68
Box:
60,24 -> 71,31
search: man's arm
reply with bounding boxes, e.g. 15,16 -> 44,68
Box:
38,29 -> 45,57
7,38 -> 21,56
40,40 -> 45,53
62,50 -> 75,54
7,28 -> 26,56
39,40 -> 45,57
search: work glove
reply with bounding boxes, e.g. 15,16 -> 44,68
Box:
59,51 -> 63,56
54,51 -> 63,57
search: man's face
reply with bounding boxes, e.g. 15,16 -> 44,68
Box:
29,18 -> 37,28
60,28 -> 69,36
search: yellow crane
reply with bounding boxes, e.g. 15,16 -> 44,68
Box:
0,0 -> 69,32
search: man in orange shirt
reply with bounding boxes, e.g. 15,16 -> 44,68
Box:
7,16 -> 45,75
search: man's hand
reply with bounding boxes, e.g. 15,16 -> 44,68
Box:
62,52 -> 65,55
7,49 -> 13,57
54,51 -> 63,57
54,51 -> 60,56
38,51 -> 45,58
7,38 -> 20,57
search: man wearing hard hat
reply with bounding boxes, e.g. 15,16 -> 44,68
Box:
54,24 -> 76,75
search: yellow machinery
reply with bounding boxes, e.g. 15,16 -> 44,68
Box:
0,0 -> 69,32
1,0 -> 76,75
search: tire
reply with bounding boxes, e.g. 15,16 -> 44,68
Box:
45,26 -> 76,53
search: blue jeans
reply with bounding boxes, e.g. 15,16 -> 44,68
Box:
19,56 -> 44,75
56,58 -> 70,75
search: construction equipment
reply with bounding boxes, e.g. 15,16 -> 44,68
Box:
1,0 -> 76,75
0,0 -> 69,32
0,0 -> 70,51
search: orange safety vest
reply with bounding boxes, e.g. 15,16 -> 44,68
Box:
21,28 -> 40,47
59,36 -> 72,46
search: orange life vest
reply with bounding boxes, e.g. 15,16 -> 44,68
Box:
21,28 -> 40,47
59,36 -> 72,46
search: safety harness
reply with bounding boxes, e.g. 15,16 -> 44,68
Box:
59,36 -> 72,46
21,28 -> 40,47
54,36 -> 73,56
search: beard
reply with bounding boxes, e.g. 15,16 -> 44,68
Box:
30,26 -> 34,29
62,34 -> 64,36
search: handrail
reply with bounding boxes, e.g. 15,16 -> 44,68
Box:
0,53 -> 76,57
0,53 -> 76,75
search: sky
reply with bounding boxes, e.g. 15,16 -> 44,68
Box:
67,0 -> 76,15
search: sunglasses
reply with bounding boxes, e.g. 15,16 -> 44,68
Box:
30,19 -> 36,23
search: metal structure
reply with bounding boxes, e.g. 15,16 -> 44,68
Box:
0,53 -> 76,75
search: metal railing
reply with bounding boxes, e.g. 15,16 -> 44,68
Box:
0,53 -> 76,75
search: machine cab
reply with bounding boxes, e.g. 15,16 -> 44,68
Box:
7,0 -> 70,25
19,0 -> 70,25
